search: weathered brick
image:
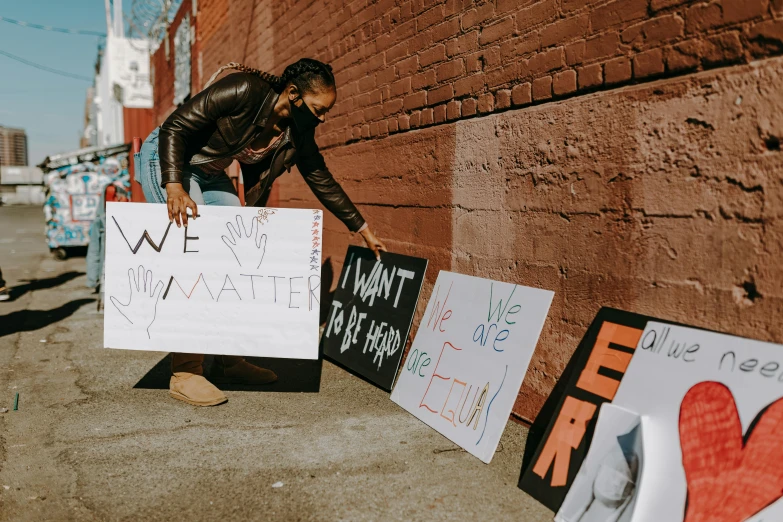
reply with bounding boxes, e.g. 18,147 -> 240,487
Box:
428,84 -> 454,104
563,0 -> 604,11
515,0 -> 558,34
577,63 -> 603,88
446,99 -> 461,119
500,33 -> 540,62
378,119 -> 389,135
431,18 -> 461,43
446,31 -> 479,57
540,14 -> 589,49
397,113 -> 410,130
747,19 -> 783,56
480,16 -> 516,46
409,109 -> 421,128
388,117 -> 399,133
466,47 -> 502,72
702,31 -> 744,65
512,82 -> 532,105
454,74 -> 486,96
532,75 -> 553,100
377,66 -> 397,85
420,107 -> 435,125
591,0 -> 648,31
495,89 -> 512,109
383,98 -> 404,116
389,78 -> 411,98
461,3 -> 495,30
525,47 -> 565,78
723,0 -> 769,24
411,70 -> 437,90
584,32 -> 620,61
478,92 -> 495,113
486,63 -> 521,88
395,55 -> 419,76
433,103 -> 448,123
359,75 -> 377,92
633,48 -> 665,78
498,0 -> 526,14
605,56 -> 633,83
462,97 -> 478,116
364,105 -> 384,121
436,59 -> 466,82
419,44 -> 448,66
665,39 -> 702,71
418,4 -> 446,30
651,0 -> 691,11
553,69 -> 578,95
369,121 -> 380,137
409,31 -> 434,54
403,90 -> 427,110
566,40 -> 586,65
386,41 -> 410,63
685,2 -> 722,34
622,15 -> 685,48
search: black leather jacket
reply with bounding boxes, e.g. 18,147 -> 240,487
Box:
158,72 -> 365,232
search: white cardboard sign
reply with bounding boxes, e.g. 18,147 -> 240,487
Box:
104,202 -> 323,359
390,271 -> 554,463
611,322 -> 783,522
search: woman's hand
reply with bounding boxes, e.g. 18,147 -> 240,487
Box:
359,226 -> 387,261
165,183 -> 198,227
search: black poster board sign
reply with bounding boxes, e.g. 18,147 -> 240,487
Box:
322,246 -> 428,391
518,307 -> 678,512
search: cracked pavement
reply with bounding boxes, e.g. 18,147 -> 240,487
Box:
0,205 -> 552,521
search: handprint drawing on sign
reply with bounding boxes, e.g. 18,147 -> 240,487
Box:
109,265 -> 165,338
221,215 -> 268,269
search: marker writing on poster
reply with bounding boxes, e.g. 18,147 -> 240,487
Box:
324,255 -> 418,369
472,283 -> 520,352
417,340 -> 506,443
639,326 -> 700,363
425,281 -> 453,333
719,351 -> 783,382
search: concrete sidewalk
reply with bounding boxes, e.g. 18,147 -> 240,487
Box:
0,205 -> 554,521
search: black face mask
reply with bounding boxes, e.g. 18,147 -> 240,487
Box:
290,95 -> 321,132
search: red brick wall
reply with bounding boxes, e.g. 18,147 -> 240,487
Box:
150,0 -> 783,421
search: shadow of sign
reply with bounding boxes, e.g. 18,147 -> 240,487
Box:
133,353 -> 323,393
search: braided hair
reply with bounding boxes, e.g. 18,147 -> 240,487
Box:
205,58 -> 335,95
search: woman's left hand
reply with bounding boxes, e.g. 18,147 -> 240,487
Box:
359,227 -> 387,261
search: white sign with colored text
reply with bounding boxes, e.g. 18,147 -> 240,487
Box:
391,271 -> 554,463
104,202 -> 323,359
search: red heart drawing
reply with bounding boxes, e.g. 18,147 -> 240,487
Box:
679,381 -> 783,522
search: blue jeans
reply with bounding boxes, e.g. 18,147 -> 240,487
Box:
136,127 -> 241,207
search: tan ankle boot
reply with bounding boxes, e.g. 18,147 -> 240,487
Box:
170,353 -> 228,406
211,355 -> 278,385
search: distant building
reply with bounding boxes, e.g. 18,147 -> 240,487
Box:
0,126 -> 28,167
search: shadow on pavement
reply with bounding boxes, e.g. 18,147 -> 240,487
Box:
133,256 -> 336,393
133,354 -> 323,393
9,271 -> 85,301
0,298 -> 96,337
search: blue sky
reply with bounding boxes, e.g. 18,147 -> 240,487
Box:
0,1 -> 119,165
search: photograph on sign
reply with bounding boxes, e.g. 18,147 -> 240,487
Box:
610,322 -> 783,522
322,246 -> 428,391
555,403 -> 643,522
104,202 -> 323,359
390,270 -> 554,463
